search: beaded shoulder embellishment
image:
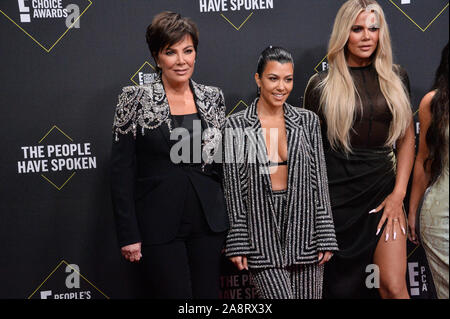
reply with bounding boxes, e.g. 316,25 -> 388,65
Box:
112,79 -> 226,168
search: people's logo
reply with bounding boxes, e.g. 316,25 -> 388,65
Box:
199,0 -> 274,12
227,100 -> 249,117
18,0 -> 75,23
131,61 -> 158,86
407,261 -> 431,297
17,125 -> 97,191
389,0 -> 449,32
28,260 -> 109,299
198,0 -> 275,31
0,0 -> 92,52
314,55 -> 329,73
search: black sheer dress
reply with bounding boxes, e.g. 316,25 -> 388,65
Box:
303,64 -> 410,298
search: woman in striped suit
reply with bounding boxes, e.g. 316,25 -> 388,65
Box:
223,46 -> 338,299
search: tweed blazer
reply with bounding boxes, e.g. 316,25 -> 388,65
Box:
110,75 -> 228,247
223,99 -> 338,268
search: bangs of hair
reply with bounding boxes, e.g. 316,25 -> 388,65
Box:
146,12 -> 199,62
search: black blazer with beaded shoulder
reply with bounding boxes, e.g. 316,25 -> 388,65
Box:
110,75 -> 229,247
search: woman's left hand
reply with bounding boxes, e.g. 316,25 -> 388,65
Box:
318,251 -> 333,265
370,191 -> 407,242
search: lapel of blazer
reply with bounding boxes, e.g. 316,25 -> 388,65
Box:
244,100 -> 303,192
244,100 -> 304,230
191,79 -> 225,167
243,99 -> 276,212
142,76 -> 172,149
283,103 -> 303,215
148,76 -> 216,150
147,76 -> 224,166
190,80 -> 210,130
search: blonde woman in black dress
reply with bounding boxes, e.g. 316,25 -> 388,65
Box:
304,0 -> 415,298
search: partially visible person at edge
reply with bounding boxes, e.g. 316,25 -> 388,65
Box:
110,11 -> 228,298
223,46 -> 338,299
408,43 -> 449,299
303,0 -> 415,299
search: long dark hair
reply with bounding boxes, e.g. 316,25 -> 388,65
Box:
425,43 -> 449,186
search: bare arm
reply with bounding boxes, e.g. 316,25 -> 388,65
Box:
407,91 -> 435,244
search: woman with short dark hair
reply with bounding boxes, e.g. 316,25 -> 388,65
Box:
223,46 -> 338,299
146,12 -> 199,73
110,11 -> 228,299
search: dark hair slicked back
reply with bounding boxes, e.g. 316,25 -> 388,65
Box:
256,46 -> 294,76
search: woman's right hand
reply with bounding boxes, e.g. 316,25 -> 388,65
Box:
230,256 -> 248,271
407,214 -> 419,245
121,242 -> 142,262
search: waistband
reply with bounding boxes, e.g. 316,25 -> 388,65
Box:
272,189 -> 288,197
325,146 -> 394,161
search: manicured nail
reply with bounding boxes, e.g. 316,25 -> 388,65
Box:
402,227 -> 406,235
394,232 -> 397,240
385,233 -> 389,241
376,228 -> 381,236
369,209 -> 377,214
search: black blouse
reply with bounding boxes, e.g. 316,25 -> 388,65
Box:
303,64 -> 410,149
171,112 -> 203,165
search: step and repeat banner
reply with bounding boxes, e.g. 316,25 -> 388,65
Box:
0,0 -> 448,299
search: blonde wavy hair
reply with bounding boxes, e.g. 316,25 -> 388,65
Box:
319,0 -> 412,152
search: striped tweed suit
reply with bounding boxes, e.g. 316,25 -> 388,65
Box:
223,99 -> 338,298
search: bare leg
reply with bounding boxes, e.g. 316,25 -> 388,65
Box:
373,215 -> 410,299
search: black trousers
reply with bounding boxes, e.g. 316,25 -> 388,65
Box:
140,181 -> 226,299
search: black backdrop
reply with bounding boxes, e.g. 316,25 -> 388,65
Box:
0,0 -> 448,299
